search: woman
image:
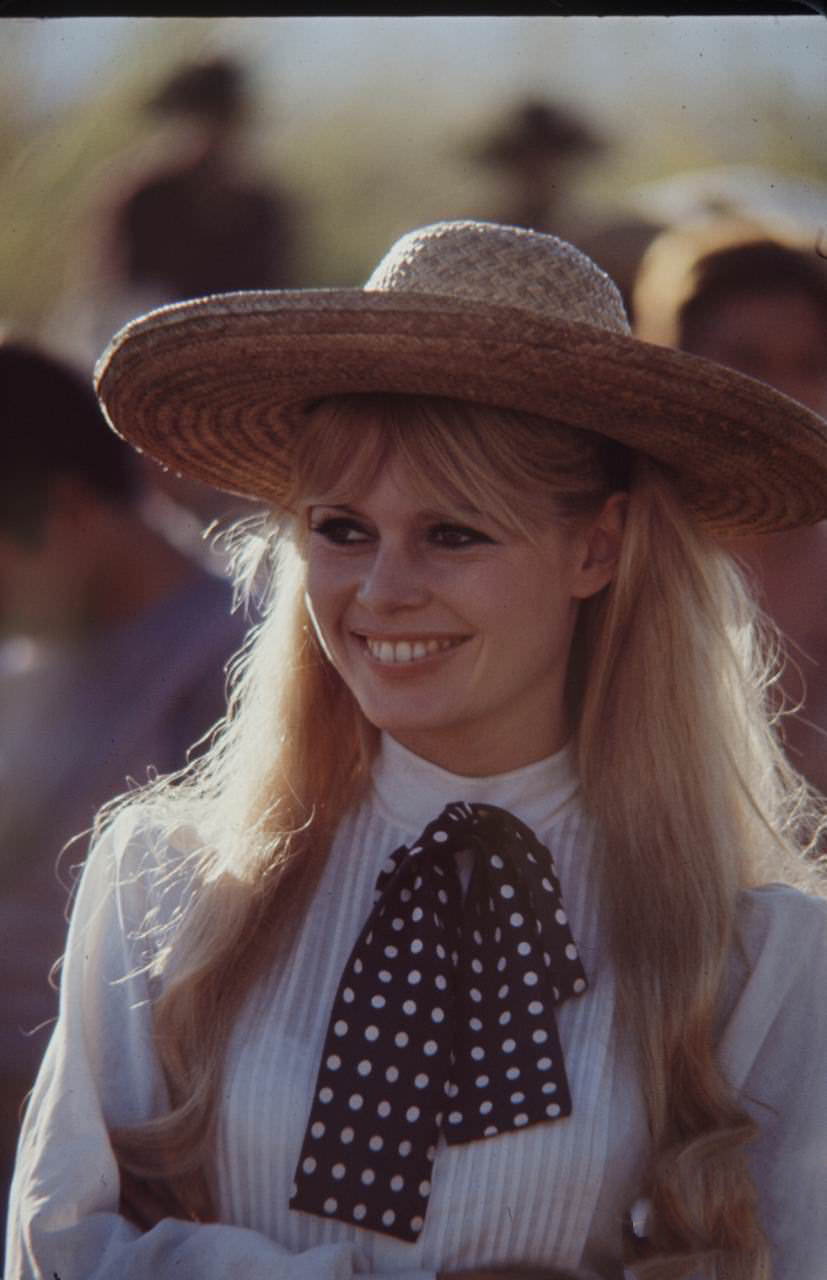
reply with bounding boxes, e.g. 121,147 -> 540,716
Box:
6,221 -> 827,1279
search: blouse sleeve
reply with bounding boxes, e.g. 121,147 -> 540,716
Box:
718,884 -> 827,1280
5,808 -> 434,1280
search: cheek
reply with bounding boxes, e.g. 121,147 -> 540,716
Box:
528,596 -> 579,654
304,553 -> 359,664
303,587 -> 340,669
491,551 -> 574,618
507,566 -> 581,653
305,552 -> 344,616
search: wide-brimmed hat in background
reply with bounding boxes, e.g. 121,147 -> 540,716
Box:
632,211 -> 827,350
629,163 -> 827,245
95,219 -> 827,536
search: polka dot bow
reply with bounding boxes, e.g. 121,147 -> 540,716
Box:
290,801 -> 588,1242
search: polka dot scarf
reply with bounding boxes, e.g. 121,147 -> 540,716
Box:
290,800 -> 588,1241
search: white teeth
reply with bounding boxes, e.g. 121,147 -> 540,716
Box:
364,636 -> 460,664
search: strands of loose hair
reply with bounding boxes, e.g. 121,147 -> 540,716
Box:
578,460 -> 821,1278
100,394 -> 824,1276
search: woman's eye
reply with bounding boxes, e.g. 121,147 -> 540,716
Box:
310,517 -> 371,545
429,523 -> 495,548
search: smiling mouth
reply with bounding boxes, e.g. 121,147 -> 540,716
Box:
359,635 -> 468,664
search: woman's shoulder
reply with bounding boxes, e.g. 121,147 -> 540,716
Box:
76,798 -> 207,933
718,883 -> 827,1089
90,797 -> 205,867
735,881 -> 827,968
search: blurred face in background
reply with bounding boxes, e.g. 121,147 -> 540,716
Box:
688,287 -> 827,647
682,288 -> 827,417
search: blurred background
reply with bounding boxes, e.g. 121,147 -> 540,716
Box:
1,13 -> 826,351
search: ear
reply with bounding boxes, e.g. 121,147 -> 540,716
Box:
571,492 -> 627,600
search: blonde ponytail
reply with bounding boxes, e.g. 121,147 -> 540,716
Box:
578,460 -> 819,1277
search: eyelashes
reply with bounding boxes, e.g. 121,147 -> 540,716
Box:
428,523 -> 496,548
309,517 -> 370,545
309,517 -> 497,549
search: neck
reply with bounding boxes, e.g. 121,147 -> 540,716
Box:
388,723 -> 571,779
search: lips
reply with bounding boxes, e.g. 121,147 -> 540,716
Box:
360,635 -> 467,665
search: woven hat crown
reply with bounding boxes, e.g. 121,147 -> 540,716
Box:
365,220 -> 630,334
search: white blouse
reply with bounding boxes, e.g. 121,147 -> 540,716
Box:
6,735 -> 827,1279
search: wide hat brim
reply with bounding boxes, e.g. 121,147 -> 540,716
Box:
95,286 -> 827,536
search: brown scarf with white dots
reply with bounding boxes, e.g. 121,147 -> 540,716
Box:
290,801 -> 588,1241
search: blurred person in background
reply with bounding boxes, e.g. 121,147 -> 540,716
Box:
468,96 -> 662,321
113,55 -> 299,309
0,339 -> 247,1244
469,97 -> 604,237
44,56 -> 282,556
634,217 -> 827,798
42,55 -> 300,387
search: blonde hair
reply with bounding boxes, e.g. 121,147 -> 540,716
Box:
105,394 -> 823,1273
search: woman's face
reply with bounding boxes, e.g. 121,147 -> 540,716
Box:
303,453 -> 621,776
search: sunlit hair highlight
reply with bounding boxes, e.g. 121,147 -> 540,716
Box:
576,458 -> 821,1278
100,393 -> 822,1276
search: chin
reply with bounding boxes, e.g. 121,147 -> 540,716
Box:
358,699 -> 457,741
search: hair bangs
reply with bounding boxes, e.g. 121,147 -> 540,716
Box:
286,394 -> 620,536
284,400 -> 393,511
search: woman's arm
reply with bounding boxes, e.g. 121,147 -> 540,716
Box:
720,887 -> 827,1280
4,809 -> 433,1280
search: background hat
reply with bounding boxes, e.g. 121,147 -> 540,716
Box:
470,98 -> 605,168
95,219 -> 827,536
146,56 -> 247,125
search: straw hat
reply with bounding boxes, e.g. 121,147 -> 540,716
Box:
95,219 -> 827,535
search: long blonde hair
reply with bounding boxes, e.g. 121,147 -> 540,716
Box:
106,394 -> 822,1273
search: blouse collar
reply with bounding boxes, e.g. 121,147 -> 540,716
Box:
371,732 -> 580,837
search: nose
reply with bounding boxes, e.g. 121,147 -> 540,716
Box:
356,542 -> 430,613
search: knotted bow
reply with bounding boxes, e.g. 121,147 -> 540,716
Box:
290,801 -> 587,1241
